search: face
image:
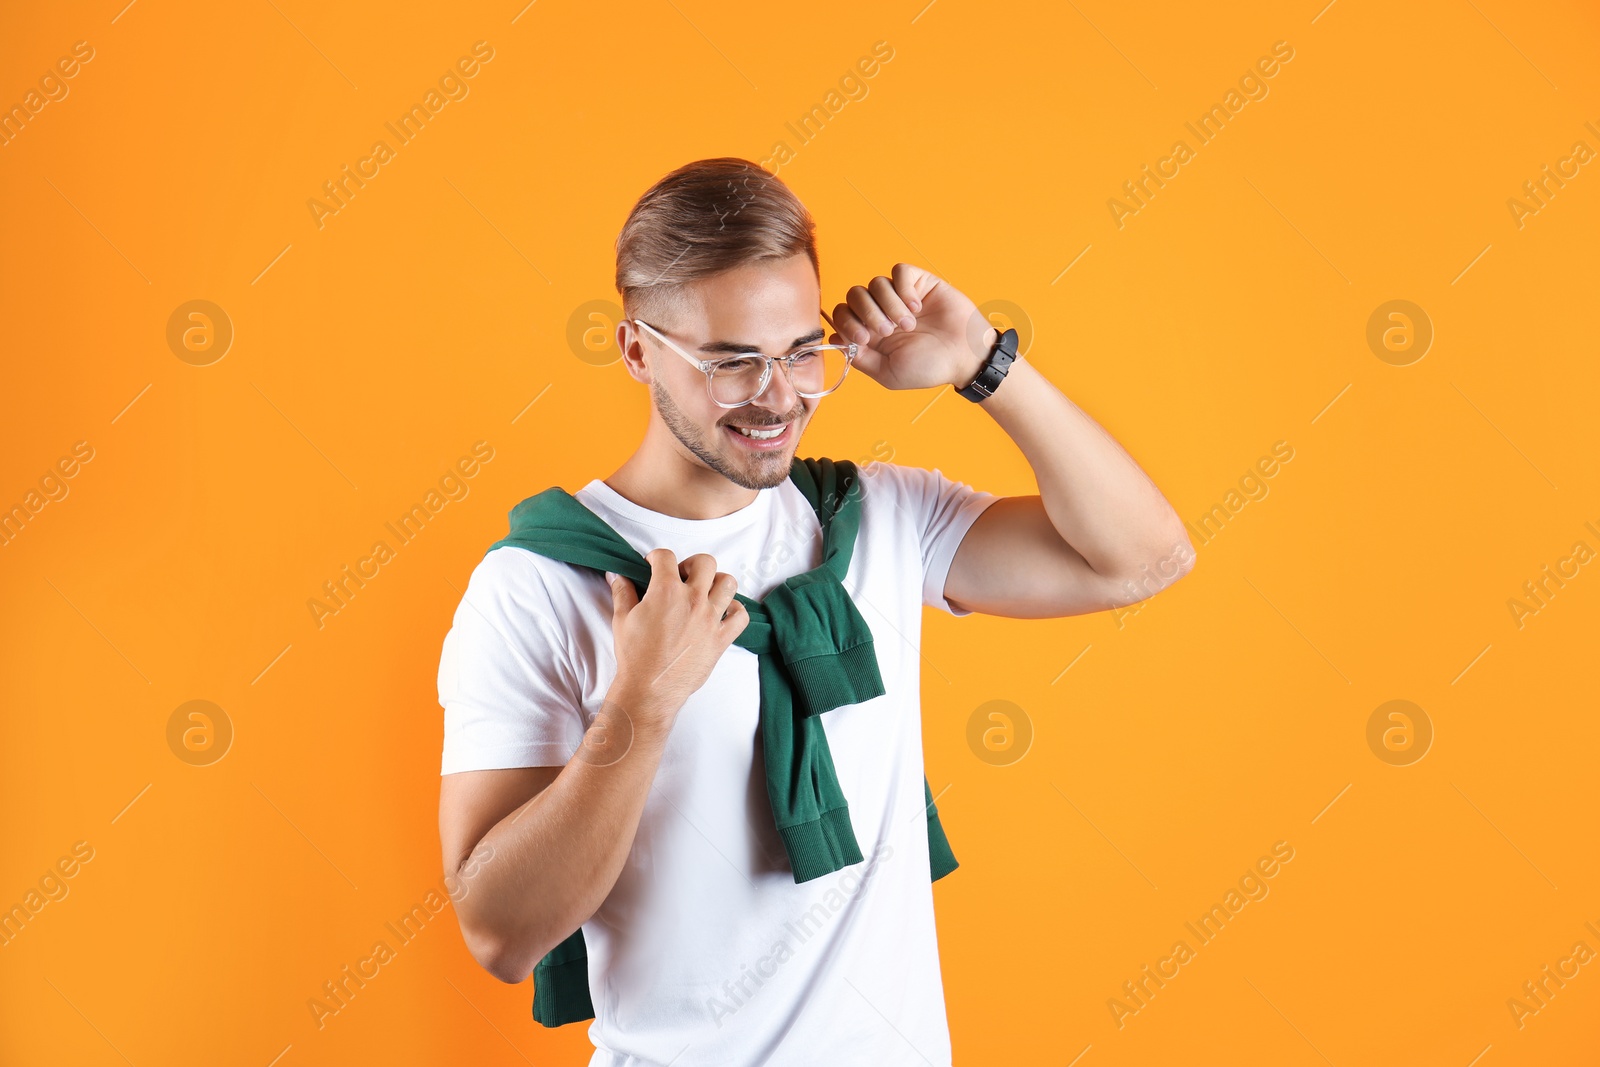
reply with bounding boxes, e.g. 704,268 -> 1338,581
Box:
628,253 -> 824,490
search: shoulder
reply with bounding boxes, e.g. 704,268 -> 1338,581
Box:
858,459 -> 991,498
855,459 -> 1001,541
848,461 -> 944,543
471,543 -> 560,595
856,459 -> 943,506
463,545 -> 595,623
445,546 -> 600,688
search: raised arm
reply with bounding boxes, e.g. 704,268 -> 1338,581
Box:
829,263 -> 1194,620
940,355 -> 1194,618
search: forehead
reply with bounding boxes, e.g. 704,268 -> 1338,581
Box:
676,253 -> 821,336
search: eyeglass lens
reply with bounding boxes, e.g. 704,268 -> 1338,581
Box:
708,346 -> 850,405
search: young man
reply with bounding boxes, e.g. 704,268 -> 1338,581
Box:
437,157 -> 1193,1066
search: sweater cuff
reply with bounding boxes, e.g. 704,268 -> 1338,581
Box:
532,929 -> 596,1027
778,805 -> 865,883
785,640 -> 887,718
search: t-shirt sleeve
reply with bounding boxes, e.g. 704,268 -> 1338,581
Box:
437,547 -> 588,774
862,460 -> 1001,617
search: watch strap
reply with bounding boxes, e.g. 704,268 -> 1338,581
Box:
955,327 -> 1019,402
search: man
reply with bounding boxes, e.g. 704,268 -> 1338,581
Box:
437,157 -> 1193,1066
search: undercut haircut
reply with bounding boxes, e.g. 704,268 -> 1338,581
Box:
614,157 -> 819,322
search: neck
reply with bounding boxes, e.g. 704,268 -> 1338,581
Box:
605,422 -> 766,520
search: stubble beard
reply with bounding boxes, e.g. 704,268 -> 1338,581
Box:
651,378 -> 802,491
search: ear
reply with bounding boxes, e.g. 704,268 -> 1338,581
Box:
617,320 -> 653,384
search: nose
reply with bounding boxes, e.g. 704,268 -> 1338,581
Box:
749,358 -> 800,414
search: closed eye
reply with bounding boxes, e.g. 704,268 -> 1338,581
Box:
710,356 -> 764,373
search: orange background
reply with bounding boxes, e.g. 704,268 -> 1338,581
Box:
3,0 -> 1598,1064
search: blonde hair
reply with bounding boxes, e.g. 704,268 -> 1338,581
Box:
615,157 -> 819,320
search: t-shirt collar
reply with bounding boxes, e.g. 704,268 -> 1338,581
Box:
579,477 -> 779,536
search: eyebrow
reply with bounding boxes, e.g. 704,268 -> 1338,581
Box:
697,327 -> 826,356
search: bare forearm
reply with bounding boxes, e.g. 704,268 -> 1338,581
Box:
455,684 -> 672,982
977,353 -> 1189,574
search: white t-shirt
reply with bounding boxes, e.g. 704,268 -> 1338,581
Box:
437,460 -> 999,1067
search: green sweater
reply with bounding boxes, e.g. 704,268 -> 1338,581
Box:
483,456 -> 958,1028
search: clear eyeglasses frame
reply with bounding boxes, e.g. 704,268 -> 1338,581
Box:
628,309 -> 858,409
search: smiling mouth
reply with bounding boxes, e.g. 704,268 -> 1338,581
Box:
723,420 -> 794,449
728,424 -> 786,439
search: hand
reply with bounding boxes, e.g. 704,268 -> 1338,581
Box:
607,549 -> 749,733
828,263 -> 998,391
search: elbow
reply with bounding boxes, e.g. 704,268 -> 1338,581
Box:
475,936 -> 538,986
1154,526 -> 1197,585
484,950 -> 536,986
467,914 -> 583,986
459,920 -> 541,985
1109,524 -> 1196,586
1103,533 -> 1195,606
1172,541 -> 1197,580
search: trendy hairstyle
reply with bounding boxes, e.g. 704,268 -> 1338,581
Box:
614,157 -> 819,321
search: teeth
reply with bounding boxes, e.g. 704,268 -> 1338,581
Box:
733,425 -> 785,439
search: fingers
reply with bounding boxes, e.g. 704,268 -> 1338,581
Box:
890,262 -> 934,313
845,284 -> 899,343
642,547 -> 685,604
708,570 -> 739,617
830,302 -> 885,379
830,301 -> 872,347
644,547 -> 678,590
685,557 -> 743,630
678,553 -> 717,596
606,569 -> 638,617
719,597 -> 750,640
836,265 -> 934,345
868,276 -> 916,332
642,549 -> 741,632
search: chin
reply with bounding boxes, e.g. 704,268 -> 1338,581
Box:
718,436 -> 799,490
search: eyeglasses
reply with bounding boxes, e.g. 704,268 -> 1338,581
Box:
629,309 -> 857,408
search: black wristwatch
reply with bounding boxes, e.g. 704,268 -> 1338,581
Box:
955,327 -> 1019,402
